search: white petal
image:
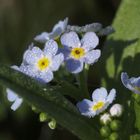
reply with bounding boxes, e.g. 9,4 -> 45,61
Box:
11,65 -> 20,71
106,89 -> 116,104
92,87 -> 108,102
44,40 -> 58,55
7,88 -> 18,102
11,98 -> 23,111
61,32 -> 81,48
81,32 -> 99,51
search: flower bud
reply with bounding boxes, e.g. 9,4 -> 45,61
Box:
110,104 -> 123,117
109,132 -> 119,140
100,113 -> 111,125
110,120 -> 121,131
39,112 -> 49,122
48,119 -> 56,129
100,126 -> 111,138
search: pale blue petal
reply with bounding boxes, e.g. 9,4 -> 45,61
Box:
11,98 -> 23,111
77,99 -> 93,117
49,31 -> 61,39
130,77 -> 140,87
20,65 -> 37,77
121,72 -> 131,89
51,53 -> 64,71
7,88 -> 18,102
84,49 -> 101,64
81,32 -> 99,51
23,47 -> 43,65
58,48 -> 70,60
44,40 -> 58,55
34,32 -> 50,43
92,87 -> 107,102
61,32 -> 81,48
121,72 -> 140,94
52,17 -> 68,32
106,89 -> 116,104
11,65 -> 20,71
37,70 -> 54,83
66,59 -> 83,74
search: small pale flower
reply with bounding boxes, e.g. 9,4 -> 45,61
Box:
100,113 -> 111,125
121,72 -> 140,94
23,40 -> 64,83
34,18 -> 68,43
110,104 -> 123,117
61,31 -> 101,73
77,87 -> 116,118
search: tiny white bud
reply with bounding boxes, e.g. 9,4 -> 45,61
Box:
100,113 -> 111,125
110,104 -> 123,117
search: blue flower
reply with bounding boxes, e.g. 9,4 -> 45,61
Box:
23,40 -> 64,83
121,72 -> 140,94
77,87 -> 116,118
60,31 -> 101,73
34,18 -> 68,43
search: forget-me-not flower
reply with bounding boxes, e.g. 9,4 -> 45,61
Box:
23,40 -> 64,83
34,18 -> 68,43
121,72 -> 140,94
77,87 -> 116,118
60,31 -> 101,73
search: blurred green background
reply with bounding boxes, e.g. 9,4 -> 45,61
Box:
0,0 -> 120,139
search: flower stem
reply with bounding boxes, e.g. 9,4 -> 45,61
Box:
78,64 -> 90,99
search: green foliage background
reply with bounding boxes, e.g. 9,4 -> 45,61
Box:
3,0 -> 140,140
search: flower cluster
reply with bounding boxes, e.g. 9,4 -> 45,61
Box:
7,18 -> 103,111
3,16 -> 140,140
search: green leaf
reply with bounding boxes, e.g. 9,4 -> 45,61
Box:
0,64 -> 101,140
130,134 -> 140,140
100,0 -> 140,138
54,80 -> 82,101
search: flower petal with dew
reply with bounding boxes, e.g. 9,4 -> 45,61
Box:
77,87 -> 116,118
61,31 -> 101,74
23,40 -> 64,83
121,72 -> 140,94
34,18 -> 68,43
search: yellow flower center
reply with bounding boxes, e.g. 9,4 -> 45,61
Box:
37,57 -> 50,71
70,47 -> 85,59
92,101 -> 105,111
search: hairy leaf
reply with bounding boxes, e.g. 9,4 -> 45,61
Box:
0,64 -> 100,140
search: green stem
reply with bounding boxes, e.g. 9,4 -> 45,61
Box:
78,64 -> 90,99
